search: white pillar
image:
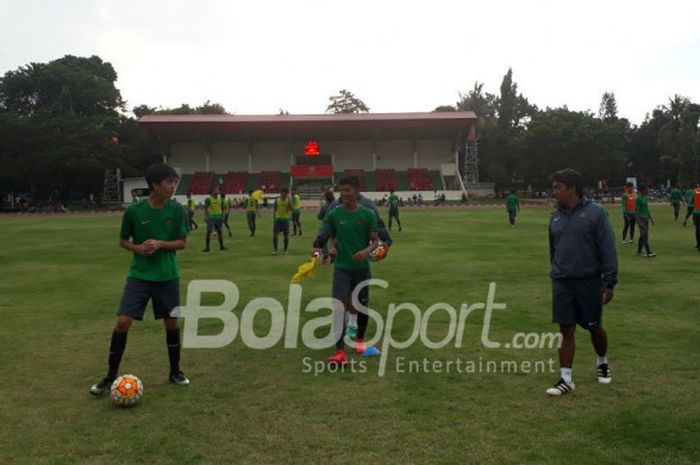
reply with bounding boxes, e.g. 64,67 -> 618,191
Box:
162,154 -> 168,163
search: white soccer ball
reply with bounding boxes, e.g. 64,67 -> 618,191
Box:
110,374 -> 144,408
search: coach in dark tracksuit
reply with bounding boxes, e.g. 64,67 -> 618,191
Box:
545,169 -> 618,397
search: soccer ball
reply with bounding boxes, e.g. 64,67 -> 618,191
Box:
110,374 -> 143,408
370,242 -> 388,262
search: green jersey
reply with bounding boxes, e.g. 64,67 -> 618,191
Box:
636,194 -> 651,219
205,195 -> 224,219
291,194 -> 302,212
506,194 -> 519,212
670,188 -> 682,204
245,197 -> 257,214
119,199 -> 188,282
222,198 -> 231,214
327,206 -> 378,270
686,189 -> 695,205
187,198 -> 195,213
274,196 -> 292,221
388,194 -> 399,209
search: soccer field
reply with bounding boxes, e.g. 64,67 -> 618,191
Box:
0,206 -> 698,465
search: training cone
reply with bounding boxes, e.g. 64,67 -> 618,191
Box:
362,346 -> 381,357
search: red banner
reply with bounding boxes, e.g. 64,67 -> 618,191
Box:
290,164 -> 334,177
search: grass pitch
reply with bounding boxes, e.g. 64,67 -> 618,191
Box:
0,205 -> 698,465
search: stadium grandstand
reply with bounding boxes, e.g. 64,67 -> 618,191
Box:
127,112 -> 489,205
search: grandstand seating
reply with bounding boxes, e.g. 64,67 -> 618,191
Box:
338,169 -> 367,191
222,171 -> 249,194
375,169 -> 398,192
187,172 -> 215,194
407,168 -> 433,191
258,171 -> 282,193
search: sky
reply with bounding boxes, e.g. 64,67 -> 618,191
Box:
1,0 -> 698,125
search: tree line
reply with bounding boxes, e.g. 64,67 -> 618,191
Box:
0,56 -> 697,200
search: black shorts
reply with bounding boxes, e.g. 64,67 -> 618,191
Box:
389,208 -> 399,218
292,211 -> 301,221
687,206 -> 695,215
273,220 -> 289,234
332,268 -> 371,307
207,218 -> 223,233
551,277 -> 603,331
118,278 -> 180,320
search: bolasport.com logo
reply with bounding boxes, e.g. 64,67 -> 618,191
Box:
172,280 -> 560,377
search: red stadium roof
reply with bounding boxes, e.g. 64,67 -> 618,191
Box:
138,112 -> 477,141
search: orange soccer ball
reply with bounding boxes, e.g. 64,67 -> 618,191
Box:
110,374 -> 144,407
370,242 -> 388,262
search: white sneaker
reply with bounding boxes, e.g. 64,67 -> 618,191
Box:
597,363 -> 612,384
546,378 -> 575,396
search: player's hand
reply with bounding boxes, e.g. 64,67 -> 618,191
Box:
312,247 -> 322,257
142,239 -> 159,254
353,249 -> 369,262
601,288 -> 614,304
134,244 -> 150,256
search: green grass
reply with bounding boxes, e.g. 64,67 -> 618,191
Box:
0,205 -> 698,465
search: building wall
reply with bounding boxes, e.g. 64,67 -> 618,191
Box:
211,142 -> 249,172
170,143 -> 207,173
416,139 -> 454,170
169,138 -> 454,174
330,140 -> 373,171
251,141 -> 291,172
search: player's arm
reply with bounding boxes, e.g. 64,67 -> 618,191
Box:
548,226 -> 555,264
595,210 -> 618,302
353,231 -> 379,262
143,237 -> 187,253
120,238 -> 149,256
327,236 -> 337,260
365,199 -> 392,246
118,209 -> 148,256
256,200 -> 260,217
312,200 -> 337,253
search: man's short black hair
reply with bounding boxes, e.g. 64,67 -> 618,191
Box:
550,169 -> 583,196
144,164 -> 179,190
249,190 -> 254,195
638,183 -> 648,192
338,176 -> 360,190
281,187 -> 289,193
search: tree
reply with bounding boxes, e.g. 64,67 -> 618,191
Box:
132,100 -> 228,116
0,55 -> 123,117
517,108 -> 626,187
599,92 -> 618,122
677,104 -> 700,184
326,90 -> 369,114
456,82 -> 499,120
0,55 -> 125,198
433,105 -> 456,112
496,68 -> 537,134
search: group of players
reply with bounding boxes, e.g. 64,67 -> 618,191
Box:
90,165 -> 394,395
184,185 -> 304,254
621,181 -> 700,255
90,162 -> 699,398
